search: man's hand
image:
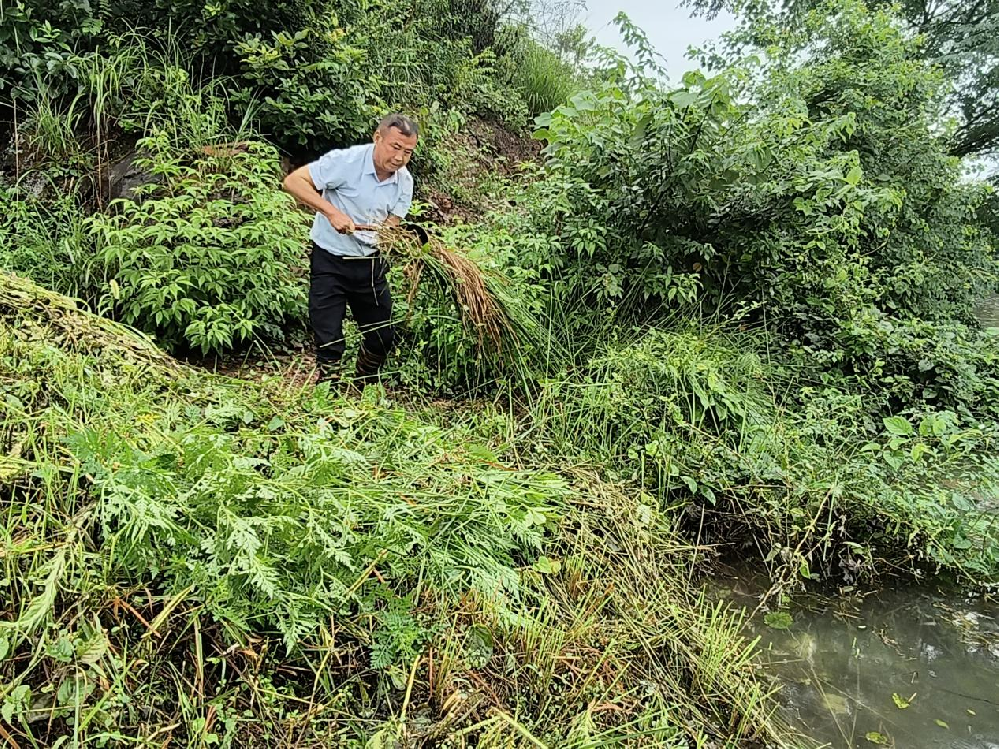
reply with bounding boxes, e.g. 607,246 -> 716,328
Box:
326,208 -> 356,235
282,167 -> 362,234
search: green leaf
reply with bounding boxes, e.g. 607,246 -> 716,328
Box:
669,90 -> 698,109
466,444 -> 498,463
76,631 -> 108,666
892,692 -> 914,709
934,719 -> 949,728
952,535 -> 973,550
464,625 -> 494,668
533,556 -> 561,574
883,416 -> 914,437
865,732 -> 889,745
764,611 -> 793,630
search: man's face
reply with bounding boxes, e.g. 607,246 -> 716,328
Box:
373,126 -> 417,176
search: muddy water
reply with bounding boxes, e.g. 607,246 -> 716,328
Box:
715,572 -> 999,748
710,297 -> 999,747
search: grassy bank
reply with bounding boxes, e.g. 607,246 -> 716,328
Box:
4,0 -> 999,745
1,271 -> 791,746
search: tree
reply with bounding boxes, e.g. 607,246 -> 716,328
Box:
527,0 -> 997,414
685,0 -> 999,161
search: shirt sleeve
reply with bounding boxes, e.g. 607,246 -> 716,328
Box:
308,148 -> 348,191
390,175 -> 414,218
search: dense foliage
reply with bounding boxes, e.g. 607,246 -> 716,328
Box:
2,0 -> 999,745
88,135 -> 309,352
0,272 -> 780,746
525,0 -> 998,417
687,0 -> 999,162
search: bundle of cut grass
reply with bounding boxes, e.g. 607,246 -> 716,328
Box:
377,225 -> 540,357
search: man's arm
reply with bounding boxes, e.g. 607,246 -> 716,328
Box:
282,165 -> 357,234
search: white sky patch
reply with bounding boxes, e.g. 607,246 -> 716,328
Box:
581,0 -> 739,80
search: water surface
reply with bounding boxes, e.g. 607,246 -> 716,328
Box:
715,571 -> 999,748
976,295 -> 999,329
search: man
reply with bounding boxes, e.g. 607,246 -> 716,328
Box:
282,114 -> 418,387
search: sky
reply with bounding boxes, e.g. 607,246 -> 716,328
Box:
580,0 -> 739,80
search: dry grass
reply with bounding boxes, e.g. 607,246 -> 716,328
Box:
378,226 -> 529,355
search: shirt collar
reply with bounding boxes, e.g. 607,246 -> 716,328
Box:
365,144 -> 398,185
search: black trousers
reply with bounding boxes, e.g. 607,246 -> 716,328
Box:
309,243 -> 394,367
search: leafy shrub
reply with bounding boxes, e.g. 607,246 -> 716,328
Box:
87,134 -> 308,353
0,0 -> 100,105
529,326 -> 999,582
106,0 -> 320,67
232,21 -> 377,149
523,2 -> 999,417
799,308 -> 999,418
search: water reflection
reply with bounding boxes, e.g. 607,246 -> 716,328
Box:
976,295 -> 999,329
714,571 -> 999,748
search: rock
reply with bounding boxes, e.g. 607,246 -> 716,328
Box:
107,150 -> 158,201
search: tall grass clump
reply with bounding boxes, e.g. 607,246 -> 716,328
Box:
502,35 -> 579,117
388,221 -> 562,395
0,184 -> 100,303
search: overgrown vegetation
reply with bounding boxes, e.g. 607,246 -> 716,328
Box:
1,272 -> 787,745
2,0 -> 998,744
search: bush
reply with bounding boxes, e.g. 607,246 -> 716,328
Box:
0,0 -> 100,106
523,1 -> 999,419
87,134 -> 308,353
527,325 -> 999,582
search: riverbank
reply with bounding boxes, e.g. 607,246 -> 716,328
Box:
1,271 -> 792,746
4,1 -> 999,744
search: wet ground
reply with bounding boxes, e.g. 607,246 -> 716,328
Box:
714,570 -> 999,748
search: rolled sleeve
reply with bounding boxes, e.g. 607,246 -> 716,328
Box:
308,148 -> 348,191
391,176 -> 414,219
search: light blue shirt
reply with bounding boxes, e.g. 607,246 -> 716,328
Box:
308,143 -> 414,257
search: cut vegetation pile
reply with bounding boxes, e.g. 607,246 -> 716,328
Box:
0,271 -> 792,747
380,226 -> 541,356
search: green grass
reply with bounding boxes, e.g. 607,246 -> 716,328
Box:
508,37 -> 579,117
0,271 -> 791,747
523,324 -> 999,587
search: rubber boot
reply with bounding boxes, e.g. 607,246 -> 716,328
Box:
315,357 -> 342,386
354,346 -> 388,391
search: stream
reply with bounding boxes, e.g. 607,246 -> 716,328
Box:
716,570 -> 999,748
977,295 -> 999,330
718,295 -> 999,748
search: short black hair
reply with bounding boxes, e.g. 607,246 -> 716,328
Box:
377,113 -> 419,137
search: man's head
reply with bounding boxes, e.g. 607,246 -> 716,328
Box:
373,114 -> 418,176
